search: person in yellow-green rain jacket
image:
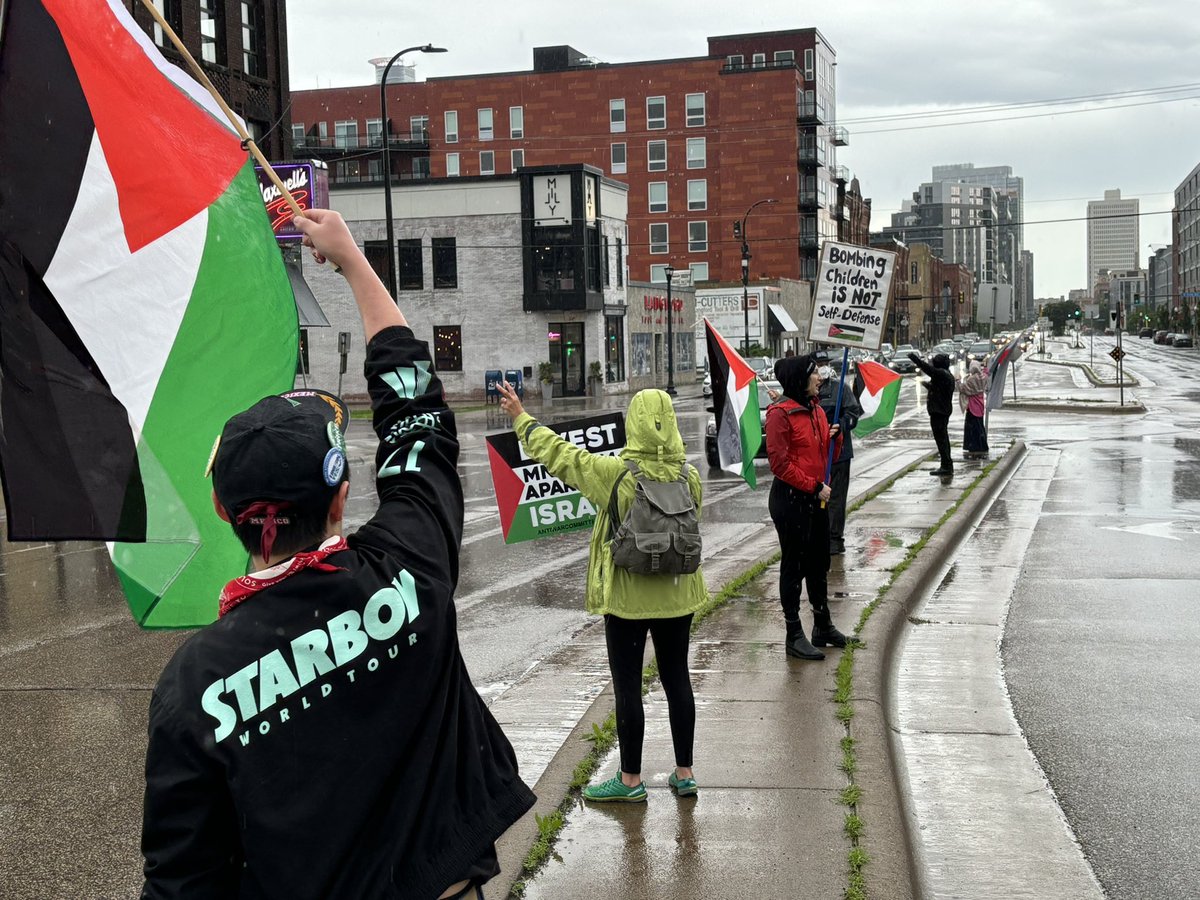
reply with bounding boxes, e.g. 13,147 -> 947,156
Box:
496,382 -> 706,803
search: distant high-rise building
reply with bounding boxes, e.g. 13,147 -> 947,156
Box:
1147,245 -> 1173,311
1017,250 -> 1035,321
1087,189 -> 1139,292
881,181 -> 997,286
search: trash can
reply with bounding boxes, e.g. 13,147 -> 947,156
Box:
484,369 -> 502,404
504,369 -> 524,400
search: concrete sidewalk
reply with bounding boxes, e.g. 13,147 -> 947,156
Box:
507,452 -> 1011,899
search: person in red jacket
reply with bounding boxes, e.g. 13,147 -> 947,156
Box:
766,354 -> 849,660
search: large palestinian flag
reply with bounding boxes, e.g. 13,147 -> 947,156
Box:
0,0 -> 298,626
853,360 -> 902,436
986,332 -> 1025,411
705,319 -> 761,487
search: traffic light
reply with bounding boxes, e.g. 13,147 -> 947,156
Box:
957,290 -> 964,304
1074,308 -> 1081,318
732,221 -> 742,239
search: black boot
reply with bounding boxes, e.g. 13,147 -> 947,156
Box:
811,605 -> 848,649
785,618 -> 825,660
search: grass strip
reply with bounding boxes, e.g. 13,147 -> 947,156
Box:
835,456 -> 1000,899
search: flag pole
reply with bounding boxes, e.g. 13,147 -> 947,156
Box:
137,0 -> 303,222
821,346 -> 849,509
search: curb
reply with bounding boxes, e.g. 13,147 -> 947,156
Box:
1027,355 -> 1140,387
853,440 -> 1029,900
1001,398 -> 1145,415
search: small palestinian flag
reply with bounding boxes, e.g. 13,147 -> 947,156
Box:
705,319 -> 761,487
853,360 -> 902,436
0,0 -> 298,626
828,323 -> 865,343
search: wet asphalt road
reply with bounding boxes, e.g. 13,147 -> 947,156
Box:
1,336 -> 1197,898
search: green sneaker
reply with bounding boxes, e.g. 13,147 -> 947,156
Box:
583,774 -> 647,803
668,771 -> 698,797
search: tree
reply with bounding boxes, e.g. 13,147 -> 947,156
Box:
1041,300 -> 1078,336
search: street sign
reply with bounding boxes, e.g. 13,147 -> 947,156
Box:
670,270 -> 693,288
1109,346 -> 1126,362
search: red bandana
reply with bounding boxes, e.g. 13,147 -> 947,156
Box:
218,537 -> 349,618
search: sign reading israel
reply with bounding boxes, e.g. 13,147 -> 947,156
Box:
808,241 -> 897,351
486,413 -> 625,543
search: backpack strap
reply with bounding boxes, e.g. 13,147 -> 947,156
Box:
607,460 -> 639,541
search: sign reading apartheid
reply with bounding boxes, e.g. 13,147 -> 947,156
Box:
486,412 -> 625,543
808,241 -> 897,351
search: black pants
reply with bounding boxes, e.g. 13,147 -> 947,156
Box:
768,480 -> 830,621
929,413 -> 953,471
605,613 -> 696,774
827,460 -> 851,542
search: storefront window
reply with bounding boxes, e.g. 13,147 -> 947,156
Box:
433,325 -> 462,371
605,316 -> 625,381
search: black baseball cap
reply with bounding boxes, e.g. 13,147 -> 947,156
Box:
210,388 -> 350,517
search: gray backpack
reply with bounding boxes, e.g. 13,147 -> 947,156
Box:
607,459 -> 702,576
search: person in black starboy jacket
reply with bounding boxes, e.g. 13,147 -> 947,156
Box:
140,210 -> 534,900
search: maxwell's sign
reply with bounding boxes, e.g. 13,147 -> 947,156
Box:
254,162 -> 330,243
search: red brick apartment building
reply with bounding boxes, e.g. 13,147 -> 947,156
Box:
290,29 -> 849,287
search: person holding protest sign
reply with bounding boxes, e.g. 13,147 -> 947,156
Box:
766,354 -> 847,661
496,381 -> 706,802
909,351 -> 958,476
141,210 -> 535,900
816,354 -> 862,556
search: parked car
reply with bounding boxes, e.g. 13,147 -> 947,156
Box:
1173,333 -> 1195,348
889,344 -> 919,373
747,356 -> 774,382
966,341 -> 994,363
702,372 -> 712,397
931,340 -> 959,361
1154,330 -> 1171,344
1138,328 -> 1155,338
705,379 -> 780,468
875,342 -> 895,363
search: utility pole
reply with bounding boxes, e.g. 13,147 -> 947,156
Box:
734,198 -> 777,356
664,265 -> 677,395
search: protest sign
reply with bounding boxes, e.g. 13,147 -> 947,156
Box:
486,412 -> 625,543
808,241 -> 897,351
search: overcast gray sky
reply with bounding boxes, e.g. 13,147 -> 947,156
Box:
287,0 -> 1200,299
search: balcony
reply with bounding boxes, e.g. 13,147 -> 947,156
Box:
798,143 -> 826,167
326,170 -> 432,188
797,100 -> 827,125
722,58 -> 798,75
830,125 -> 849,146
799,189 -> 823,209
799,234 -> 820,250
831,165 -> 850,184
292,132 -> 430,156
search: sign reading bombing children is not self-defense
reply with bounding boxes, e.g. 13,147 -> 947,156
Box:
808,241 -> 897,351
486,412 -> 625,544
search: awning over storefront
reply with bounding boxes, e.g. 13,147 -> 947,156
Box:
768,303 -> 799,334
285,259 -> 331,328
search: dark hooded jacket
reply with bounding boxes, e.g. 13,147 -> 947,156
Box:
910,352 -> 957,417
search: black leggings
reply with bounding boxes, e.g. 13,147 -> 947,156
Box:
605,613 -> 695,775
930,412 -> 953,470
768,479 -> 830,621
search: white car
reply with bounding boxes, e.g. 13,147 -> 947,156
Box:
702,372 -> 712,397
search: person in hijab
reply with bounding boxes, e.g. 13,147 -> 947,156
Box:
909,351 -> 958,476
958,360 -> 990,459
496,383 -> 706,802
765,354 -> 848,661
816,357 -> 862,556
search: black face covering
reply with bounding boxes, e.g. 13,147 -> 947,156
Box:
775,354 -> 817,403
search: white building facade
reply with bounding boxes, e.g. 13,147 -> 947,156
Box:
1087,188 -> 1139,292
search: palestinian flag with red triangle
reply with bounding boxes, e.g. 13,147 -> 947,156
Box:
0,0 -> 297,626
705,319 -> 761,487
853,360 -> 903,436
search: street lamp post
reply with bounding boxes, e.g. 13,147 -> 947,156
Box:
380,44 -> 447,299
664,265 -> 677,395
735,198 -> 778,355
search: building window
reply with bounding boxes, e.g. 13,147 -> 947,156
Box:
398,239 -> 423,290
727,54 -> 743,68
648,182 -> 668,214
412,156 -> 430,179
649,223 -> 668,255
444,110 -> 458,143
602,234 -> 610,286
334,120 -> 357,150
646,96 -> 666,130
687,179 -> 707,211
686,137 -> 706,169
410,116 -> 428,141
605,315 -> 625,382
511,149 -> 524,170
363,240 -> 392,287
689,262 -> 709,282
318,121 -> 328,140
911,262 -> 919,283
804,48 -> 814,79
291,122 -> 306,145
477,108 -> 493,140
432,237 -> 458,288
688,221 -> 708,252
199,0 -> 225,65
650,264 -> 669,283
479,151 -> 495,175
365,118 -> 382,147
775,50 -> 795,65
616,237 -> 624,286
686,93 -> 705,127
240,0 -> 265,77
611,142 -> 627,175
647,140 -> 666,172
433,325 -> 463,372
610,98 -> 626,133
151,0 -> 183,47
752,52 -> 766,68
510,106 -> 524,139
446,152 -> 460,177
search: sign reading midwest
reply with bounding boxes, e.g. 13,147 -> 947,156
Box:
486,413 -> 625,544
808,241 -> 897,351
